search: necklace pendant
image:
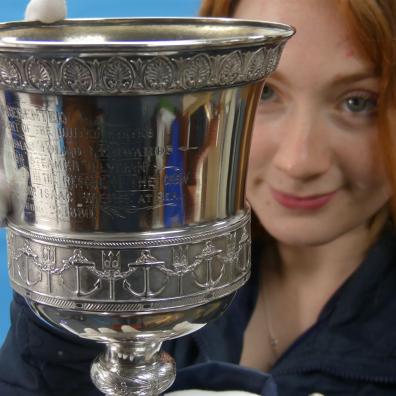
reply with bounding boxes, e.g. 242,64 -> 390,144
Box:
270,336 -> 278,349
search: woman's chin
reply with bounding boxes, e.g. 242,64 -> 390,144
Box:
259,218 -> 344,247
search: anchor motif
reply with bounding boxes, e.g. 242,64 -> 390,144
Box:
40,246 -> 57,292
159,246 -> 201,296
169,246 -> 191,296
87,251 -> 136,300
236,226 -> 250,273
221,231 -> 247,281
61,249 -> 100,297
123,250 -> 169,298
14,241 -> 43,287
222,233 -> 238,264
192,240 -> 224,290
14,240 -> 73,291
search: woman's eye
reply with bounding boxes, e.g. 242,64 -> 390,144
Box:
260,84 -> 276,102
343,94 -> 377,115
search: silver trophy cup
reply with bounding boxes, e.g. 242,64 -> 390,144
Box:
0,18 -> 293,395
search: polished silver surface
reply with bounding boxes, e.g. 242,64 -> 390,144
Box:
91,347 -> 176,396
0,18 -> 292,95
4,89 -> 259,232
0,17 -> 292,50
0,18 -> 294,396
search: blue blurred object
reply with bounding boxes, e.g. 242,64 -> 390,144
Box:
0,0 -> 201,22
0,229 -> 10,345
0,0 -> 200,345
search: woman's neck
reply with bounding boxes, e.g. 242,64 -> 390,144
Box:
241,224 -> 381,372
240,223 -> 383,372
274,224 -> 374,288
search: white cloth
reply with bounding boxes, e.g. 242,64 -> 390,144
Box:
25,0 -> 67,23
166,391 -> 259,396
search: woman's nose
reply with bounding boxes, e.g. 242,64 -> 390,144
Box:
272,107 -> 331,180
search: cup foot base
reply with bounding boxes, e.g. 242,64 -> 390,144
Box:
91,343 -> 175,396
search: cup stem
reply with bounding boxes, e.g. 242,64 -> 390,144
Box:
91,341 -> 176,396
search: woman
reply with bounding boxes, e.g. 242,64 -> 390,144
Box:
1,0 -> 396,395
169,0 -> 396,394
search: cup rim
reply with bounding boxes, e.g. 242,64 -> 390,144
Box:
0,17 -> 295,53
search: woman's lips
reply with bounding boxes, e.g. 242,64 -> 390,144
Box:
271,188 -> 336,210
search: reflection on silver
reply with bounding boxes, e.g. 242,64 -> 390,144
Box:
1,18 -> 294,396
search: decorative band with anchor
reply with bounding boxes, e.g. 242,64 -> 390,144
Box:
7,218 -> 251,311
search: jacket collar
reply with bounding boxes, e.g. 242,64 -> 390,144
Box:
273,226 -> 396,383
196,227 -> 396,384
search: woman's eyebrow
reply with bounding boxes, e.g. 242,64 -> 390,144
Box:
328,71 -> 379,87
267,70 -> 379,87
265,70 -> 288,84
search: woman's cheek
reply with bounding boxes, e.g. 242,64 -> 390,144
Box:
338,142 -> 382,189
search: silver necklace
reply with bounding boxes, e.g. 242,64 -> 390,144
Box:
261,285 -> 279,357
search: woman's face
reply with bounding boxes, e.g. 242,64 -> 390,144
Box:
235,0 -> 391,246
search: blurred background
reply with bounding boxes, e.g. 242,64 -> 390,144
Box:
0,0 -> 201,345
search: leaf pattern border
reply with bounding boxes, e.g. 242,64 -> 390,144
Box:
0,44 -> 284,94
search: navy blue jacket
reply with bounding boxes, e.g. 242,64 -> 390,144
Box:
2,227 -> 396,395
